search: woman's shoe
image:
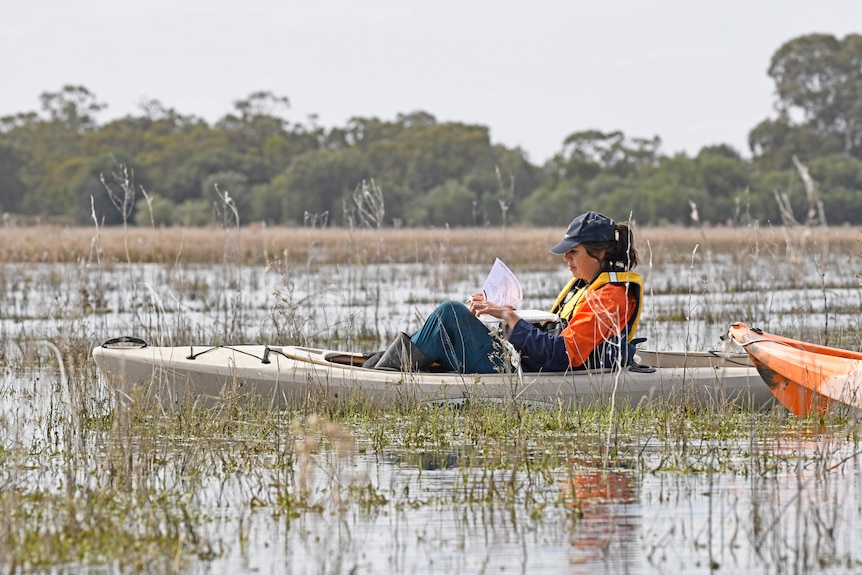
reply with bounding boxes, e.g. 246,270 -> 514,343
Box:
373,332 -> 433,371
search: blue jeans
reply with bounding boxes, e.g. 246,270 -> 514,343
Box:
409,301 -> 507,374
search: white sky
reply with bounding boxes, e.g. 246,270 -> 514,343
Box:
2,1 -> 860,164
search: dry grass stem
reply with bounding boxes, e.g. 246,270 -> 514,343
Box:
0,224 -> 857,267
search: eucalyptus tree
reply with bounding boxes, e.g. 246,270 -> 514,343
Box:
750,33 -> 862,167
547,130 -> 661,184
0,86 -> 106,220
39,85 -> 106,134
277,148 -> 371,225
526,130 -> 661,225
807,154 -> 862,223
216,91 -> 321,181
0,143 -> 25,213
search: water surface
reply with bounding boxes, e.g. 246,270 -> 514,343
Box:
1,245 -> 862,574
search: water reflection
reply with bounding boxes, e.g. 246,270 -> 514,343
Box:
562,462 -> 640,568
392,450 -> 461,471
388,450 -> 645,572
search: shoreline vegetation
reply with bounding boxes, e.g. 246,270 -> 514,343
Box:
1,223 -> 858,267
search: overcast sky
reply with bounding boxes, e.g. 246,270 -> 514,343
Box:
2,1 -> 860,164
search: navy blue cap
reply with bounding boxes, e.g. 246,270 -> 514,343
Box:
549,212 -> 616,255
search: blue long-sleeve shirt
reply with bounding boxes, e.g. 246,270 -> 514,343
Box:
507,319 -> 570,372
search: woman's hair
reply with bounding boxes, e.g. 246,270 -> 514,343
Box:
583,222 -> 638,270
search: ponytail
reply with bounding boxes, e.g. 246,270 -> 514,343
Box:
583,222 -> 638,270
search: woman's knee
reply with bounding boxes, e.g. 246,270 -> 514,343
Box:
434,300 -> 471,320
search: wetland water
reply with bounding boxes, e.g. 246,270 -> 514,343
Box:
3,234 -> 862,574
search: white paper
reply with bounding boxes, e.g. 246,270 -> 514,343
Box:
481,258 -> 523,308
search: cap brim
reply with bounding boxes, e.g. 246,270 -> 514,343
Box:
549,239 -> 578,255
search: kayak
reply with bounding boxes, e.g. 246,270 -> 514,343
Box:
727,322 -> 862,416
92,336 -> 773,410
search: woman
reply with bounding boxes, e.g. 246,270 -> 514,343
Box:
368,211 -> 643,373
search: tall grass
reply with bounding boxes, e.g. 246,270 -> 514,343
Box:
1,223 -> 857,268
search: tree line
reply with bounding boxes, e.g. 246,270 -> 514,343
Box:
1,33 -> 861,229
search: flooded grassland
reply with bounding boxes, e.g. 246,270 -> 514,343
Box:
2,223 -> 862,574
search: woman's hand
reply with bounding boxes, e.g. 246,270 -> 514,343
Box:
467,292 -> 485,315
469,297 -> 520,328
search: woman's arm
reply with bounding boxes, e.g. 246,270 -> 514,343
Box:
507,321 -> 570,371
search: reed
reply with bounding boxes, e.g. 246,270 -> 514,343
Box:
0,223 -> 857,268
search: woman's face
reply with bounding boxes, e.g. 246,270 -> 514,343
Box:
563,245 -> 603,281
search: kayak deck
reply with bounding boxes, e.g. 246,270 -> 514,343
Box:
92,341 -> 774,410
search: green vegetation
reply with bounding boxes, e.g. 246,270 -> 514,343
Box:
3,368 -> 858,572
2,34 -> 862,228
